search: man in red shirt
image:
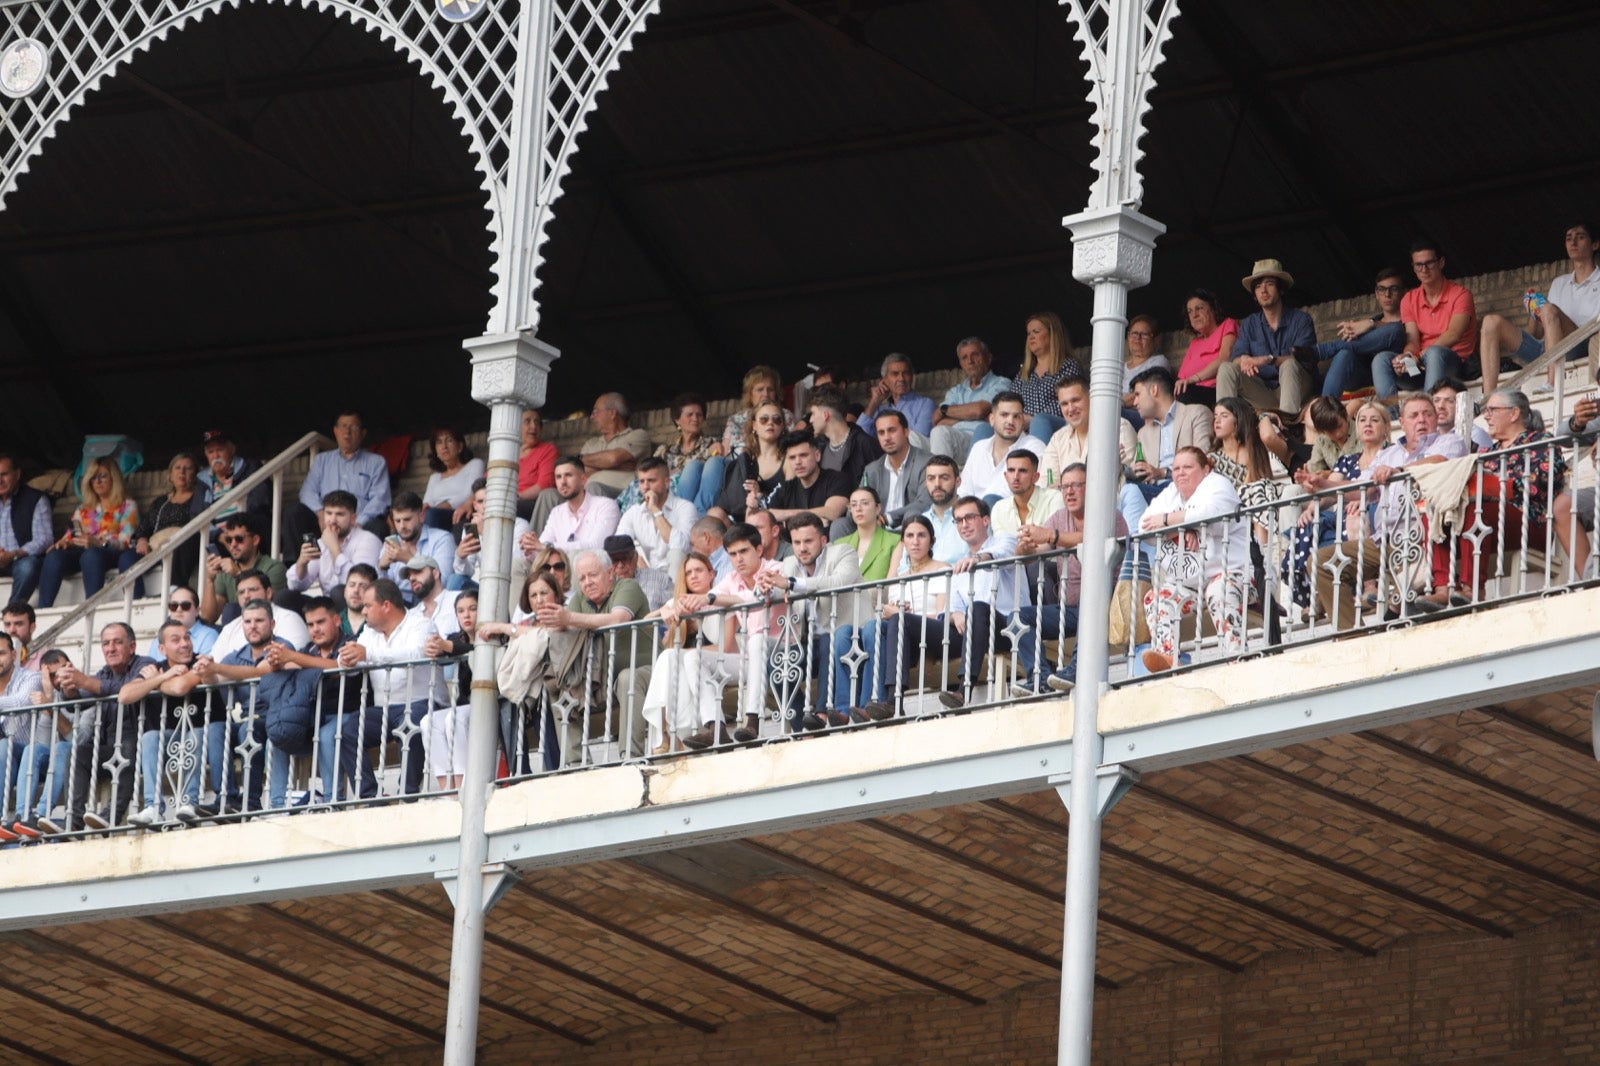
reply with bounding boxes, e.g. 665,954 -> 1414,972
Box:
1372,240 -> 1477,404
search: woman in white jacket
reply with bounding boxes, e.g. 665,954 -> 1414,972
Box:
1139,446 -> 1252,672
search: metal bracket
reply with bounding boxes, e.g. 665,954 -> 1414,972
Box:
437,863 -> 521,916
1052,765 -> 1140,819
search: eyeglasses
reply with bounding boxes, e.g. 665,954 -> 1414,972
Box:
954,513 -> 983,523
168,600 -> 195,611
1375,284 -> 1403,295
1482,405 -> 1517,414
1127,330 -> 1155,339
1412,258 -> 1441,271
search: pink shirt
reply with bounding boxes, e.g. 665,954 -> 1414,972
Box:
1178,318 -> 1238,387
1402,280 -> 1475,359
711,559 -> 786,636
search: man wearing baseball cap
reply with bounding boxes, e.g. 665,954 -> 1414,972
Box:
197,428 -> 270,527
604,534 -> 672,611
403,554 -> 460,639
1215,258 -> 1317,414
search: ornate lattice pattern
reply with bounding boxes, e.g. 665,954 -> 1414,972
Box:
1060,0 -> 1181,210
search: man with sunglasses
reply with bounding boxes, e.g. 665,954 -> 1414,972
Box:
1373,240 -> 1477,404
1318,267 -> 1407,399
200,513 -> 286,625
143,585 -> 218,658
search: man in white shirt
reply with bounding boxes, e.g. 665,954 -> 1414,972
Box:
1479,221 -> 1600,396
403,556 -> 460,641
958,392 -> 1046,502
288,490 -> 384,597
1042,375 -> 1148,532
943,495 -> 1025,708
318,578 -> 442,800
615,457 -> 694,574
762,513 -> 865,732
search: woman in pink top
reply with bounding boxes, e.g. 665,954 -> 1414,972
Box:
1174,288 -> 1237,409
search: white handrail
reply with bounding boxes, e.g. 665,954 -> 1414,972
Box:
33,431 -> 333,654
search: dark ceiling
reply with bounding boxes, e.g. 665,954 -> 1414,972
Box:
1,0 -> 1597,465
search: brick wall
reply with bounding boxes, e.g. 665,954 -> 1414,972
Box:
459,909 -> 1600,1065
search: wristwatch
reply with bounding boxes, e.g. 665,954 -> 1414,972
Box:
705,592 -> 717,606
940,403 -> 950,418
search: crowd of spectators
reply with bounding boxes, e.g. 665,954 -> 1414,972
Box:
3,228 -> 1600,840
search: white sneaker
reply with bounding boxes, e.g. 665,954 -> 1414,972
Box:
1530,381 -> 1555,396
1046,674 -> 1076,693
127,805 -> 161,829
174,804 -> 199,824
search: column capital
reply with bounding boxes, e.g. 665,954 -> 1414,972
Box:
466,331 -> 561,409
1061,206 -> 1166,288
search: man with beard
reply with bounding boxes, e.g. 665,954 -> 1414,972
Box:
201,513 -> 286,625
403,555 -> 460,640
379,492 -> 456,604
123,620 -> 216,826
919,455 -> 965,565
526,456 -> 620,555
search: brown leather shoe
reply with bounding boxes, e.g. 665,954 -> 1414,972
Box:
732,715 -> 760,743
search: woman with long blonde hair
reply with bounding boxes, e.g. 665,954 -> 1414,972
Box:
39,458 -> 142,606
721,365 -> 782,457
1012,311 -> 1081,440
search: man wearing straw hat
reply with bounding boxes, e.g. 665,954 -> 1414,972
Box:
1216,258 -> 1317,415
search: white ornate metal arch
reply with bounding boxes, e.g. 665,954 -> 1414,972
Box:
0,0 -> 660,334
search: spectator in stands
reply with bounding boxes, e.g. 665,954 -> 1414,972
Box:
476,570 -> 582,773
574,392 -> 651,500
1121,315 -> 1168,423
0,630 -> 43,836
862,353 -> 935,442
1173,289 -> 1235,408
679,523 -> 785,748
1216,259 -> 1316,416
214,569 -> 310,658
606,534 -> 671,611
763,511 -> 865,731
1373,240 -> 1477,403
1139,448 -> 1252,673
424,589 -> 478,789
1319,268 -> 1407,400
1012,462 -> 1129,694
1312,393 -> 1468,630
132,451 -> 203,589
837,487 -> 899,581
941,495 -> 1025,708
124,619 -> 221,826
711,400 -> 787,523
288,490 -> 383,600
6,645 -> 66,840
1437,388 -> 1564,598
200,513 -> 285,625
558,549 -> 651,759
379,491 -> 456,603
853,410 -> 930,536
638,552 -> 722,754
1480,221 -> 1600,397
321,579 -> 444,799
403,556 -> 459,640
145,585 -> 217,659
854,514 -> 952,719
197,429 -> 270,528
267,598 -> 366,793
342,564 -> 378,634
421,426 -> 484,531
807,384 -> 882,488
958,392 -> 1047,503
527,456 -> 621,555
654,392 -> 725,514
1041,375 -> 1146,530
1286,401 -> 1392,609
43,623 -> 155,834
38,459 -> 141,608
292,410 -> 392,542
616,456 -> 695,577
1551,397 -> 1600,580
1209,397 -> 1285,488
0,454 -> 49,607
747,508 -> 784,563
991,449 -> 1063,537
1131,366 -> 1215,501
765,431 -> 852,525
722,366 -> 783,457
2,602 -> 36,664
920,454 -> 964,565
1430,378 -> 1492,451
526,546 -> 570,598
1007,312 -> 1081,442
208,604 -> 308,813
931,337 -> 1009,463
517,408 -> 557,520
689,515 -> 731,582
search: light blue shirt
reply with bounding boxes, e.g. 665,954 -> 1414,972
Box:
1156,402 -> 1180,471
949,534 -> 1028,616
299,449 -> 392,526
881,392 -> 936,437
940,372 -> 1010,434
144,620 -> 219,660
924,506 -> 964,566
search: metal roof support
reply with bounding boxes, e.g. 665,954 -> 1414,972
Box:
1056,0 -> 1180,1062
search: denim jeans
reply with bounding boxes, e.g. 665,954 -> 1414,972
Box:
1012,604 -> 1081,683
38,544 -> 143,608
11,739 -> 71,819
674,456 -> 727,514
1,553 -> 41,605
1319,321 -> 1405,397
1371,343 -> 1464,401
138,720 -> 232,810
319,699 -> 432,800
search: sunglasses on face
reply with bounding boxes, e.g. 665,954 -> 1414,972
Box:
168,600 -> 196,610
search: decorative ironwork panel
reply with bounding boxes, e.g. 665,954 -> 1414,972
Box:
1060,0 -> 1181,210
